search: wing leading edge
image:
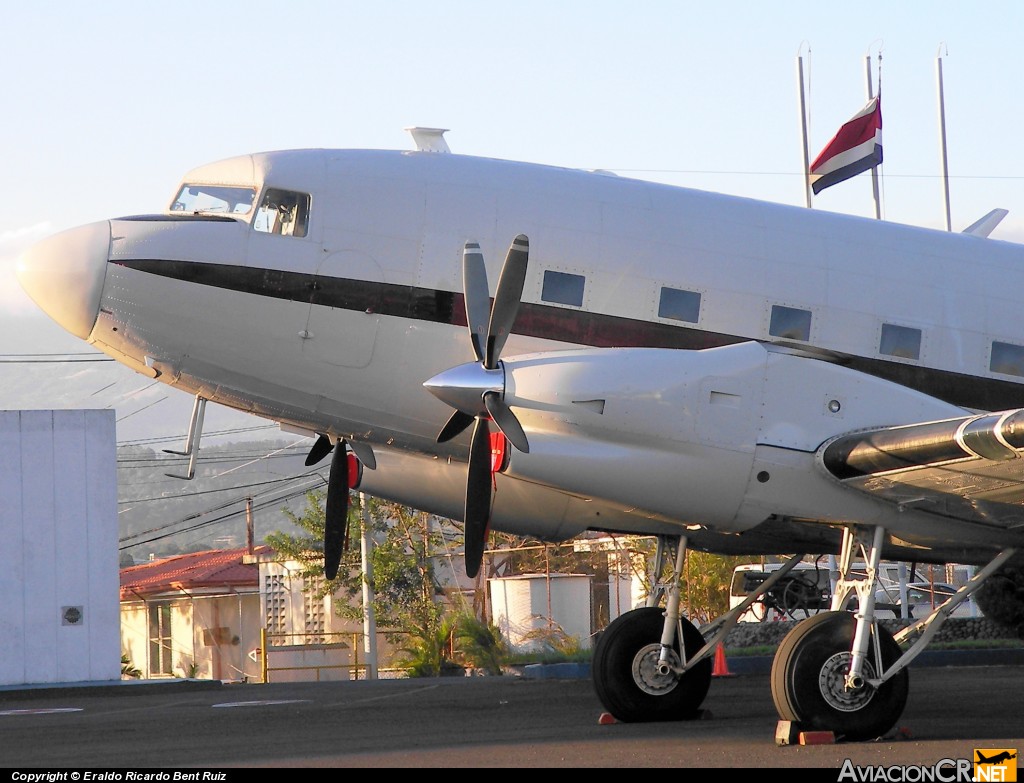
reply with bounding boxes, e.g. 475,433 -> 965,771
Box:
820,409 -> 1024,528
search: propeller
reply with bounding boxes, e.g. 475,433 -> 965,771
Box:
305,434 -> 349,580
305,434 -> 334,467
323,440 -> 351,580
423,235 -> 531,578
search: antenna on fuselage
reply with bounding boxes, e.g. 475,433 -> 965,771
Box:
405,127 -> 451,153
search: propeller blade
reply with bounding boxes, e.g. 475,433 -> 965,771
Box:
464,418 -> 492,579
483,391 -> 529,453
462,242 -> 491,364
436,409 -> 475,443
485,234 -> 529,368
324,439 -> 350,580
304,434 -> 334,467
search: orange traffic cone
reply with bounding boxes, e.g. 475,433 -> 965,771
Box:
712,643 -> 735,678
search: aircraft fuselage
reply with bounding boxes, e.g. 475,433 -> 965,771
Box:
18,148 -> 1024,558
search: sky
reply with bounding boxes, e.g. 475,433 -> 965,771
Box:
3,0 -> 1024,444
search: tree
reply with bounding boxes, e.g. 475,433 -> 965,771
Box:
682,551 -> 761,624
630,538 -> 758,625
265,491 -> 474,673
975,566 -> 1024,631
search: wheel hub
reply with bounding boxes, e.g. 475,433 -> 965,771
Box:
818,651 -> 877,712
632,643 -> 680,696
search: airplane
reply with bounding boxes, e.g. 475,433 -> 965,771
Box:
976,751 -> 1017,765
16,126 -> 1024,742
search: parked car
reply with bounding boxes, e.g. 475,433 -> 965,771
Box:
874,581 -> 974,618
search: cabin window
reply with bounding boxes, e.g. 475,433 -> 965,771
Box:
769,305 -> 812,342
658,287 -> 701,323
880,324 -> 922,360
148,603 -> 173,676
542,270 -> 585,307
170,184 -> 255,215
254,188 -> 310,238
991,341 -> 1024,377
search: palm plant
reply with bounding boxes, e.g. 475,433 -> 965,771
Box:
454,612 -> 508,675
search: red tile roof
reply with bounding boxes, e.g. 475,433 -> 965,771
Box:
120,546 -> 272,600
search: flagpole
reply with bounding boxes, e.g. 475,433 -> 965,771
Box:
797,50 -> 813,208
864,53 -> 882,220
936,45 -> 952,231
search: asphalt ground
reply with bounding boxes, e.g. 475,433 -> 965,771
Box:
0,662 -> 1021,772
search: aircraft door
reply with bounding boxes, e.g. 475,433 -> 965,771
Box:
301,250 -> 383,368
247,194 -> 324,352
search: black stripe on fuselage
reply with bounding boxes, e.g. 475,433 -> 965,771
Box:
110,258 -> 1024,412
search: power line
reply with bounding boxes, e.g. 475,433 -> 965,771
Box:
119,479 -> 324,550
606,168 -> 1024,180
117,449 -> 306,468
117,425 -> 277,447
116,397 -> 168,422
118,472 -> 321,505
0,352 -> 108,357
0,357 -> 115,363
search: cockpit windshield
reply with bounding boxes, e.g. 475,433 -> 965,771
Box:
170,184 -> 256,216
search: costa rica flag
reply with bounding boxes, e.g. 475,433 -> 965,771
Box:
810,96 -> 882,195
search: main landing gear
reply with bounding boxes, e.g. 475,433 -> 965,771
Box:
591,528 -> 1017,741
771,527 -> 908,740
592,535 -> 805,723
771,526 -> 1016,740
591,536 -> 711,722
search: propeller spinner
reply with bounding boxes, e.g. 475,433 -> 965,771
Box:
423,235 -> 531,578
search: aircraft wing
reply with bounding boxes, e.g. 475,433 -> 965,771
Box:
820,409 -> 1024,529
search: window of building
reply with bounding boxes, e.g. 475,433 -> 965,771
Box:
254,188 -> 310,237
658,287 -> 701,323
880,324 -> 922,360
304,575 -> 326,645
769,305 -> 812,341
148,603 -> 173,676
264,573 -> 287,642
541,270 -> 585,307
991,341 -> 1024,377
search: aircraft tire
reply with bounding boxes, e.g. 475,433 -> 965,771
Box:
592,607 -> 711,723
770,611 -> 909,741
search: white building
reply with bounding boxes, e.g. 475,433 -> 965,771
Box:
0,410 -> 120,686
119,547 -> 267,681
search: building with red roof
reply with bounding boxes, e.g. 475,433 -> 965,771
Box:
120,547 -> 270,681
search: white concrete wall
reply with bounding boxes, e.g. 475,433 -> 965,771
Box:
120,603 -> 148,677
191,594 -> 262,681
489,574 -> 593,652
121,594 -> 262,681
0,410 -> 120,685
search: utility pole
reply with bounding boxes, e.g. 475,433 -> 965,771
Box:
359,493 -> 378,679
245,497 -> 254,555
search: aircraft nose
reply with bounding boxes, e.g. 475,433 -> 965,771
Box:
16,220 -> 110,340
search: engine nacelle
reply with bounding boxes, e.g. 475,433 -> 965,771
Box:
500,342 -> 966,531
354,445 -> 591,541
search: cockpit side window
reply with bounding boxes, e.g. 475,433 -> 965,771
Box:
171,184 -> 256,215
254,188 -> 310,238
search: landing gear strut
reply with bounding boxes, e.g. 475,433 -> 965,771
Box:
592,537 -> 812,723
771,527 -> 908,740
591,535 -> 711,722
771,525 -> 1016,741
